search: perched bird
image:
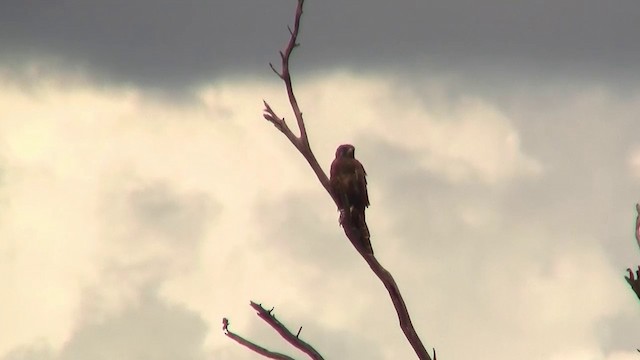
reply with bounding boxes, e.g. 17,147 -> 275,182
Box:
329,144 -> 373,254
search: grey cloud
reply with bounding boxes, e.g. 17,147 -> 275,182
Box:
502,92 -> 640,264
2,343 -> 54,360
1,0 -> 638,89
100,181 -> 218,259
60,286 -> 207,360
0,0 -> 292,88
128,183 -> 217,245
249,83 -> 640,358
601,313 -> 640,354
354,92 -> 640,355
219,91 -> 640,359
254,191 -> 360,272
81,182 -> 219,319
2,286 -> 208,360
357,91 -> 639,263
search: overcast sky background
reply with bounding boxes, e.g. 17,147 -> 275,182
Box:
1,1 -> 640,359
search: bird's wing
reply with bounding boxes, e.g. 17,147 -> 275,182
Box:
355,160 -> 369,207
329,158 -> 344,209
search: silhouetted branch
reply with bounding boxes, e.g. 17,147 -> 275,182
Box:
222,317 -> 297,360
262,0 -> 331,197
259,1 -> 434,359
250,301 -> 324,360
625,267 -> 640,300
635,203 -> 640,250
222,302 -> 323,360
625,204 -> 640,300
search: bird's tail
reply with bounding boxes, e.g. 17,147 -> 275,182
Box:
352,208 -> 373,255
360,221 -> 373,255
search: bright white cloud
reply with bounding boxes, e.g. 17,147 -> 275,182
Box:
0,75 -> 318,356
0,71 -> 638,360
289,71 -> 542,184
628,146 -> 640,180
606,351 -> 640,360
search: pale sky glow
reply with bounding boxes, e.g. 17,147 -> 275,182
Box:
2,1 -> 640,360
2,68 -> 640,360
628,147 -> 640,179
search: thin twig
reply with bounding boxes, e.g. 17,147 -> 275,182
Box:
625,266 -> 640,301
279,0 -> 308,146
263,100 -> 300,148
250,301 -> 325,360
262,0 -> 331,196
626,204 -> 640,300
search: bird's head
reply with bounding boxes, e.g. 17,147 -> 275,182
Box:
336,144 -> 355,159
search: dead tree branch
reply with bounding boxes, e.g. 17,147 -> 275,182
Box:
222,317 -> 298,360
222,302 -> 324,360
259,1 -> 435,359
625,204 -> 640,300
625,266 -> 640,301
250,301 -> 325,360
635,203 -> 640,251
262,0 -> 331,197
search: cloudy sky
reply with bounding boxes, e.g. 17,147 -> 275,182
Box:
2,1 -> 640,359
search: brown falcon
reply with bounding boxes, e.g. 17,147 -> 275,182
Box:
329,144 -> 373,254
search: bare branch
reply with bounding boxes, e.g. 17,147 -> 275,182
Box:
261,1 -> 433,359
263,100 -> 300,148
365,256 -> 433,359
263,0 -> 309,147
626,205 -> 640,300
280,0 -> 308,146
222,317 -> 298,360
269,62 -> 284,79
250,301 -> 325,360
626,266 -> 640,300
262,1 -> 334,197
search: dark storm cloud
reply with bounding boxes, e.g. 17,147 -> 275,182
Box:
1,0 -> 638,89
0,0 -> 294,87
